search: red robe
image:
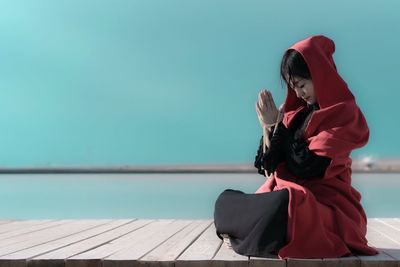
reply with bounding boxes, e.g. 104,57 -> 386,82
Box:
255,35 -> 378,259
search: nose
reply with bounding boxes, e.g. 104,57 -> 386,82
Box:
294,89 -> 303,98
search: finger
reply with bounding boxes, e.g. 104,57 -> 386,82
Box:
258,96 -> 263,106
256,101 -> 264,114
259,91 -> 264,101
255,103 -> 261,116
270,91 -> 278,108
263,90 -> 269,106
262,89 -> 268,100
259,90 -> 265,102
258,98 -> 265,111
257,91 -> 262,107
261,90 -> 269,109
267,91 -> 277,110
264,90 -> 273,110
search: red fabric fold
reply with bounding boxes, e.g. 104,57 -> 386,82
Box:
256,35 -> 378,259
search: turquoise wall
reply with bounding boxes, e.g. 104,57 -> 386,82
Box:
0,0 -> 399,167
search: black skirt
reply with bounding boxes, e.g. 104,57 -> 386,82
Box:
213,188 -> 289,257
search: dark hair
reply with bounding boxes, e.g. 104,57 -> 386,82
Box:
280,49 -> 312,88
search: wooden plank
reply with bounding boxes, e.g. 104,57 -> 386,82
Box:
211,230 -> 249,267
176,222 -> 222,267
0,220 -> 54,235
286,258 -> 324,267
368,219 -> 400,243
377,218 -> 400,230
65,219 -> 157,259
249,255 -> 286,267
0,219 -> 399,267
102,220 -> 192,267
250,251 -> 358,266
0,221 -> 25,233
373,219 -> 400,241
357,221 -> 399,267
0,220 -> 72,248
32,219 -> 143,260
367,219 -> 400,261
66,220 -> 169,267
276,252 -> 358,266
29,220 -> 154,267
251,253 -> 358,267
0,220 -> 14,226
287,257 -> 360,267
211,239 -> 248,267
137,220 -> 212,267
322,256 -> 360,267
1,220 -> 132,260
0,220 -> 111,257
0,220 -> 65,241
358,249 -> 398,267
0,259 -> 26,267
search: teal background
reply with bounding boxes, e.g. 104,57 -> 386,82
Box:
0,0 -> 399,167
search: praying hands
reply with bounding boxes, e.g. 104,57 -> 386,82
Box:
255,90 -> 280,130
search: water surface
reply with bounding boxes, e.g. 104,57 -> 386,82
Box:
0,173 -> 397,219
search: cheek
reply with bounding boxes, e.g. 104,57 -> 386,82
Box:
306,87 -> 315,96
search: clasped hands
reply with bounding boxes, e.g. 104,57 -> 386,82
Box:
255,90 -> 281,129
255,90 -> 290,176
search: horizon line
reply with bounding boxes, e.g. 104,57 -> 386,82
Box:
1,160 -> 400,173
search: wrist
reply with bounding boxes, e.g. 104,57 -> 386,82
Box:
263,125 -> 273,132
264,122 -> 276,128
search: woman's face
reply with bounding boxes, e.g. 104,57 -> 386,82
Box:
286,76 -> 317,105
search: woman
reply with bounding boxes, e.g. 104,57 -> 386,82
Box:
214,35 -> 379,259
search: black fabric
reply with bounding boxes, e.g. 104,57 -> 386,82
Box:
214,189 -> 289,257
261,122 -> 291,176
254,126 -> 275,176
285,139 -> 331,179
254,103 -> 331,179
284,103 -> 331,179
254,136 -> 265,176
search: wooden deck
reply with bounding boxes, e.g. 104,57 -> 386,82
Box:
0,219 -> 399,267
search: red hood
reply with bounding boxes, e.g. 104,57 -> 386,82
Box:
282,35 -> 369,160
284,35 -> 355,112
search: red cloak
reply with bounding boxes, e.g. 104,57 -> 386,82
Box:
255,35 -> 378,259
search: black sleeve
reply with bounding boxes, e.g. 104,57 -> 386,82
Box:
254,127 -> 275,176
285,139 -> 331,179
254,135 -> 265,176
